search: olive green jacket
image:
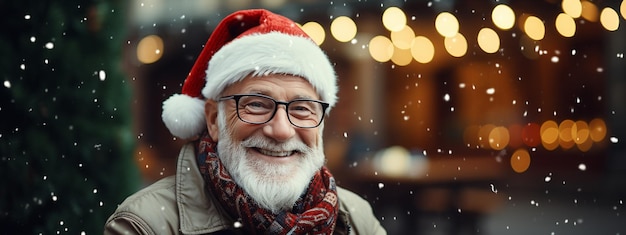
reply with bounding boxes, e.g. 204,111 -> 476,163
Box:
104,143 -> 386,235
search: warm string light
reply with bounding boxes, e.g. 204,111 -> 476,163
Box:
374,118 -> 601,175
299,1 -> 624,66
464,118 -> 607,152
136,1 -> 624,65
464,118 -> 608,173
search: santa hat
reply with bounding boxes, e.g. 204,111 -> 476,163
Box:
161,9 -> 338,139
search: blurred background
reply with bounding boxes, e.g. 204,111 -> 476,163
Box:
2,0 -> 625,234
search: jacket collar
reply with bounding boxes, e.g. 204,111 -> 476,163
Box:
174,143 -> 352,234
176,143 -> 234,234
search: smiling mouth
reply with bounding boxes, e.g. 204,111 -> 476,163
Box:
254,147 -> 298,157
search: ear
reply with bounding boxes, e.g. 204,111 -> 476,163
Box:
205,99 -> 219,142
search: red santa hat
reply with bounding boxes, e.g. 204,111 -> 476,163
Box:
161,9 -> 338,139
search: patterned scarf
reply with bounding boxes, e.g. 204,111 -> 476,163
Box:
196,134 -> 339,234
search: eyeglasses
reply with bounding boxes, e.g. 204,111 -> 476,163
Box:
218,94 -> 329,128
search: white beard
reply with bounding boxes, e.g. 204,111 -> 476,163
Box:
215,104 -> 326,214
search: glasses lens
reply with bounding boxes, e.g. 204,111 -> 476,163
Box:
237,95 -> 275,124
232,95 -> 326,128
288,100 -> 325,128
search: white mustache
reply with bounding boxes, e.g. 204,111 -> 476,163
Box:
241,135 -> 311,154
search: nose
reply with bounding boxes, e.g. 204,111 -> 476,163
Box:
262,107 -> 296,142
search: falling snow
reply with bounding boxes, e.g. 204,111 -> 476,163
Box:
2,1 -> 624,235
98,70 -> 106,81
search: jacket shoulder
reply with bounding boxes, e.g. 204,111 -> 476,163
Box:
337,187 -> 387,235
104,176 -> 180,234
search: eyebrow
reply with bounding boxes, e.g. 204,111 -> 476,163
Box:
246,89 -> 270,96
292,94 -> 316,100
245,89 -> 318,100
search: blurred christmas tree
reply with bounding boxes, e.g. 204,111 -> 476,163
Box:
0,0 -> 140,233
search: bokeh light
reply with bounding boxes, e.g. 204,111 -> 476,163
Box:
330,16 -> 357,42
600,7 -> 620,31
477,28 -> 500,53
301,21 -> 326,45
522,123 -> 541,147
492,4 -> 516,30
524,16 -> 545,40
621,0 -> 626,20
478,124 -> 497,149
391,46 -> 413,66
572,120 -> 590,145
559,119 -> 576,149
541,120 -> 560,150
337,2 -> 620,65
589,118 -> 607,142
577,135 -> 594,152
137,35 -> 164,64
368,35 -> 394,62
555,13 -> 576,37
581,1 -> 599,22
435,12 -> 459,37
444,33 -> 468,57
390,25 -> 415,50
410,36 -> 435,64
489,126 -> 510,150
574,120 -> 593,152
511,149 -> 531,173
377,146 -> 411,177
296,2 -> 621,65
462,118 -> 605,152
562,0 -> 582,18
382,7 -> 407,32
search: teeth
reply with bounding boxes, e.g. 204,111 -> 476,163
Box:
257,148 -> 293,157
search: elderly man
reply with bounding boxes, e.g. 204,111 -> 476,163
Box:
104,9 -> 386,235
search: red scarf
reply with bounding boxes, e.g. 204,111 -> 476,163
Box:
196,134 -> 339,234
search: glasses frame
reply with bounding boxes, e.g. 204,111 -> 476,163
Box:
218,94 -> 330,128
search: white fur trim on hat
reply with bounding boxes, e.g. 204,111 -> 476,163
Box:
161,94 -> 206,139
202,32 -> 338,108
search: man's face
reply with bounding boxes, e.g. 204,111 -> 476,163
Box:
205,74 -> 326,213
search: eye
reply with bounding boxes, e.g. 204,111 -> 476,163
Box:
246,101 -> 267,108
289,101 -> 319,118
239,96 -> 274,114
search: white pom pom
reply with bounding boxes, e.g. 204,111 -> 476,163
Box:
161,94 -> 206,139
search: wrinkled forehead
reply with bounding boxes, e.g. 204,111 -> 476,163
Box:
220,73 -> 320,100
